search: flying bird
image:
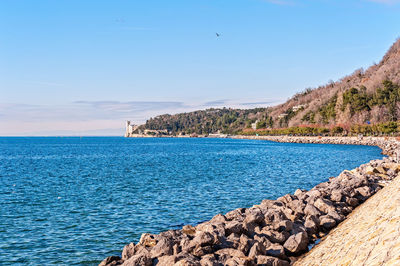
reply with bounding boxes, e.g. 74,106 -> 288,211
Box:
216,33 -> 220,37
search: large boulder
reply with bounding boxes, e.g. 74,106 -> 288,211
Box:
283,232 -> 308,254
319,215 -> 336,230
257,256 -> 290,266
225,220 -> 244,235
182,225 -> 196,236
121,243 -> 135,260
122,253 -> 152,266
314,198 -> 335,214
248,241 -> 266,258
265,244 -> 287,260
99,256 -> 122,266
150,237 -> 174,258
304,204 -> 322,217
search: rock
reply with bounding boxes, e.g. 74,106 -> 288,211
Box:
224,256 -> 250,266
174,253 -> 201,266
99,256 -> 122,266
306,189 -> 322,199
215,248 -> 246,258
304,204 -> 322,217
283,232 -> 308,254
150,237 -> 173,258
262,229 -> 289,244
330,190 -> 343,202
182,225 -> 196,236
294,189 -> 307,198
225,208 -> 245,221
287,199 -> 305,215
319,215 -> 336,230
225,221 -> 244,235
314,198 -> 335,214
304,216 -> 318,235
265,244 -> 287,260
156,255 -> 177,265
238,234 -> 253,254
121,243 -> 135,260
210,214 -> 226,224
192,245 -> 213,257
199,254 -> 219,266
196,222 -> 225,237
264,209 -> 287,224
248,241 -> 266,258
260,200 -> 285,210
355,186 -> 373,198
180,237 -> 194,253
364,165 -> 376,175
375,165 -> 386,174
346,197 -> 359,207
244,208 -> 265,225
122,253 -> 152,266
139,233 -> 158,247
192,231 -> 215,247
327,210 -> 344,223
273,220 -> 293,232
257,255 -> 290,266
173,244 -> 180,255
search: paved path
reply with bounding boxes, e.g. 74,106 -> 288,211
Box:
294,175 -> 400,266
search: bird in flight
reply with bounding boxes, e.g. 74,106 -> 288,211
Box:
216,33 -> 220,37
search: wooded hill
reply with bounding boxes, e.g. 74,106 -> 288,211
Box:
138,38 -> 400,135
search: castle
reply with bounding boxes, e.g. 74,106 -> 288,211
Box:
124,121 -> 139,137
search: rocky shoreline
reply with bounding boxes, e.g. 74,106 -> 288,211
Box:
100,136 -> 400,266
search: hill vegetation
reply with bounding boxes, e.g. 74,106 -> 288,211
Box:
138,38 -> 400,136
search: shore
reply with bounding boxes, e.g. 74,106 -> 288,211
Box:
100,136 -> 400,266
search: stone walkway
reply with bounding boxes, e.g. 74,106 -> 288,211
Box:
294,175 -> 400,266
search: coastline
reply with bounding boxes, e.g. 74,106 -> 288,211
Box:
100,136 -> 400,266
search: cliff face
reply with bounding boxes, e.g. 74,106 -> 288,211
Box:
269,38 -> 400,128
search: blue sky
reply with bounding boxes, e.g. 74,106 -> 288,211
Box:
1,0 -> 400,135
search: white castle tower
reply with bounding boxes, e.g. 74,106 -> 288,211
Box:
125,120 -> 132,137
125,121 -> 139,137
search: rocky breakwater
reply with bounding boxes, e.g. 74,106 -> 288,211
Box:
100,137 -> 400,266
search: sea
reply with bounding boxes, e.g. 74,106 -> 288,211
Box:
0,137 -> 383,265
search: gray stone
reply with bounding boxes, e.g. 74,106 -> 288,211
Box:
150,238 -> 173,258
283,232 -> 308,254
99,256 -> 121,266
320,215 -> 336,230
304,204 -> 322,217
330,189 -> 343,202
248,241 -> 266,258
265,244 -> 287,260
122,253 -> 152,266
314,198 -> 335,214
225,221 -> 244,235
257,255 -> 290,266
121,243 -> 135,260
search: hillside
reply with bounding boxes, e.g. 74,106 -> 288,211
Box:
139,38 -> 400,135
141,108 -> 270,135
269,38 -> 400,129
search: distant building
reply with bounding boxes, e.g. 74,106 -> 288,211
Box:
278,113 -> 287,119
292,105 -> 306,112
125,121 -> 139,137
251,120 -> 259,130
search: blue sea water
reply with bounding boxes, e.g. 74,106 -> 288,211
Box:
0,137 -> 383,265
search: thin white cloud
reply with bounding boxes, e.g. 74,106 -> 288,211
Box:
0,99 -> 281,136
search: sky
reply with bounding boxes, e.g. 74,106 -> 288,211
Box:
1,0 -> 400,136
